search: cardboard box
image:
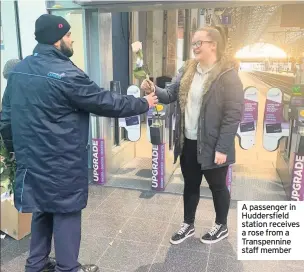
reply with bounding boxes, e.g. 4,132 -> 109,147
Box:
0,146 -> 32,240
0,198 -> 32,240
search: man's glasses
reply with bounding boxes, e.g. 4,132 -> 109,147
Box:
191,40 -> 213,48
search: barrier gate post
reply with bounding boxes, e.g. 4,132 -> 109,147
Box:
91,115 -> 106,185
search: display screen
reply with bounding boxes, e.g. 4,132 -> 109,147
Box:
290,97 -> 304,107
125,116 -> 139,126
240,122 -> 255,132
266,123 -> 282,133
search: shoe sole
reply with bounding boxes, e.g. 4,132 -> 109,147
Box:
170,230 -> 195,245
42,267 -> 55,272
41,266 -> 100,272
79,268 -> 100,272
200,232 -> 229,244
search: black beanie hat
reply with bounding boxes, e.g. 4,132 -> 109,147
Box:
35,14 -> 71,45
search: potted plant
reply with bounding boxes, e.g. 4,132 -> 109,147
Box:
1,135 -> 33,241
0,139 -> 15,197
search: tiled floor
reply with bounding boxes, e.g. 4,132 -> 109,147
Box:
1,186 -> 304,272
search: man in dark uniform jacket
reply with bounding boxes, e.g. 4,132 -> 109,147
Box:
1,14 -> 158,272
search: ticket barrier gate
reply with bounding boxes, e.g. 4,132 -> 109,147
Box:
147,100 -> 178,191
88,79 -> 178,190
88,80 -> 238,192
276,85 -> 304,201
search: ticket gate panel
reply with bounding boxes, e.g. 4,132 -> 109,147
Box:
276,85 -> 304,201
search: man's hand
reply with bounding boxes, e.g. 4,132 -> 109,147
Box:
144,92 -> 158,108
214,151 -> 227,165
141,79 -> 155,95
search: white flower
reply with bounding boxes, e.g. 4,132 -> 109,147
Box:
131,41 -> 142,53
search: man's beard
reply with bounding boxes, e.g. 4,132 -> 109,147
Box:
60,40 -> 74,58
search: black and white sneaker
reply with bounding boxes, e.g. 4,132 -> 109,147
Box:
170,223 -> 195,245
200,224 -> 228,244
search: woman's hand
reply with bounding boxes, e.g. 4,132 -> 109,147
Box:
141,79 -> 155,95
214,151 -> 227,165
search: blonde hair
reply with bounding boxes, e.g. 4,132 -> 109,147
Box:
195,25 -> 228,60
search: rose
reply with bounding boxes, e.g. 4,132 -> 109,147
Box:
130,41 -> 162,123
131,41 -> 142,53
131,40 -> 148,80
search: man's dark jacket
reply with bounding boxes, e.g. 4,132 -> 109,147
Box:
1,44 -> 149,213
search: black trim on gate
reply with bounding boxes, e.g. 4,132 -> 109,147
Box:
14,0 -> 23,60
110,81 -> 121,146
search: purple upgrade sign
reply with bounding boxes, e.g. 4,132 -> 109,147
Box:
226,165 -> 233,194
242,98 -> 258,125
264,99 -> 284,124
151,144 -> 165,191
264,97 -> 289,131
290,153 -> 304,201
92,138 -> 106,185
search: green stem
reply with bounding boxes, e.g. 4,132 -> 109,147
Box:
137,50 -> 143,59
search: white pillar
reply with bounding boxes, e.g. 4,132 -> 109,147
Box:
131,11 -> 139,85
145,11 -> 164,79
164,10 -> 178,77
99,13 -> 113,90
1,1 -> 18,103
0,1 -> 46,104
190,9 -> 199,58
18,1 -> 47,58
198,8 -> 206,28
190,9 -> 199,33
152,10 -> 164,78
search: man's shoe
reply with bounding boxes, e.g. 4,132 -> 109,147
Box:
170,223 -> 195,245
200,223 -> 229,244
42,257 -> 56,272
78,264 -> 99,272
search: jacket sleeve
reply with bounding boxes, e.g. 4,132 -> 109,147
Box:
215,70 -> 244,155
65,73 -> 149,118
154,67 -> 184,104
0,83 -> 14,153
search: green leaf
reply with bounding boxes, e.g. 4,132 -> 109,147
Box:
133,48 -> 149,79
133,69 -> 147,80
0,139 -> 16,195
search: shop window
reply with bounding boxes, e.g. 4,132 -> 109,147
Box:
46,1 -> 81,9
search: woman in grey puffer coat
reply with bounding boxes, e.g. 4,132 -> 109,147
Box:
142,25 -> 244,245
